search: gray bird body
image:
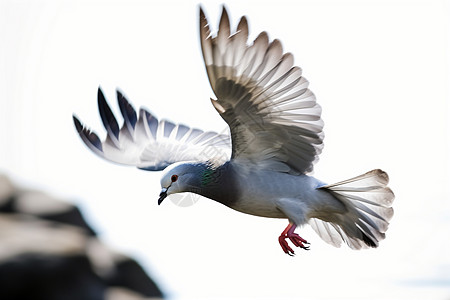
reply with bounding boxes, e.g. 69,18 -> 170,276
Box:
209,162 -> 338,221
161,161 -> 347,227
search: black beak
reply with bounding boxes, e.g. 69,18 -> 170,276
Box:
158,188 -> 168,205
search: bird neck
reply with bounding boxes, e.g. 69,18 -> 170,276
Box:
188,162 -> 238,206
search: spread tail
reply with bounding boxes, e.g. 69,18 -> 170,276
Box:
310,169 -> 394,249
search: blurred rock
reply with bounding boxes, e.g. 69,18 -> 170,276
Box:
0,174 -> 164,300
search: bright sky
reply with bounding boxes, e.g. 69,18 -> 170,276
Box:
1,0 -> 450,299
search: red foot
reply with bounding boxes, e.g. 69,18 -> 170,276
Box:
278,223 -> 310,256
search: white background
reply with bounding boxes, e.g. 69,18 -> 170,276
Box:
1,0 -> 449,299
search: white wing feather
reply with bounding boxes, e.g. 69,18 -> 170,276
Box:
73,88 -> 231,171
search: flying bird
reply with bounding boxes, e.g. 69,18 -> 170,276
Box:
73,6 -> 394,255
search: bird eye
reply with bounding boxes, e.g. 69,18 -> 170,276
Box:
171,175 -> 178,182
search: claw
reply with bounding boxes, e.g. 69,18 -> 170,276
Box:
279,235 -> 295,255
278,223 -> 309,255
288,233 -> 309,248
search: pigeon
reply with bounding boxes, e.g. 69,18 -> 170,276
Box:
73,6 -> 394,255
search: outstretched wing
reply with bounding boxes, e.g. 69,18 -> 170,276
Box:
73,88 -> 231,171
200,7 -> 324,174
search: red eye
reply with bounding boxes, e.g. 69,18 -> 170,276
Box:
171,175 -> 178,182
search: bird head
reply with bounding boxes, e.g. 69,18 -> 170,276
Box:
158,162 -> 203,205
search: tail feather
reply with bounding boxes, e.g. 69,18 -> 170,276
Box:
310,169 -> 394,249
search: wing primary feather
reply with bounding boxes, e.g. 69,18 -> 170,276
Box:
97,87 -> 120,148
218,6 -> 231,49
117,90 -> 137,139
162,120 -> 176,138
199,6 -> 215,87
236,16 -> 248,38
140,108 -> 159,140
174,124 -> 190,140
72,115 -> 103,154
73,114 -> 84,133
232,16 -> 248,70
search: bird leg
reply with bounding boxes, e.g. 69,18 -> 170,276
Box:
278,223 -> 309,256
